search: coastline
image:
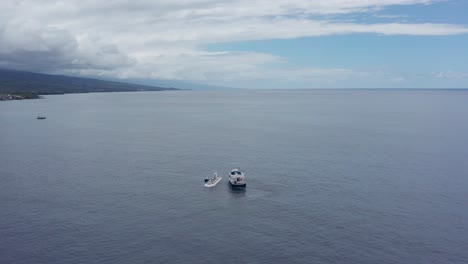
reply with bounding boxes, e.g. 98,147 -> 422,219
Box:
0,89 -> 184,102
0,93 -> 42,101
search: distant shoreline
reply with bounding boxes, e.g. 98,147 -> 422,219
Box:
0,89 -> 183,102
0,93 -> 42,101
0,69 -> 180,100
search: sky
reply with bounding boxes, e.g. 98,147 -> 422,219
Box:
0,0 -> 467,89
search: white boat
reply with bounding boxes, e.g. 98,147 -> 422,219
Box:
204,172 -> 222,187
228,168 -> 246,187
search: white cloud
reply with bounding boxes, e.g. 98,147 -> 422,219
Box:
433,71 -> 468,79
0,0 -> 466,87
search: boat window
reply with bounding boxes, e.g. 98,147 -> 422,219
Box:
231,172 -> 235,175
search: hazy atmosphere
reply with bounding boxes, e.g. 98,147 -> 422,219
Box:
1,0 -> 467,88
2,2 -> 468,264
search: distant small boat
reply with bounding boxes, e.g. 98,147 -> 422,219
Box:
204,172 -> 222,187
37,116 -> 46,120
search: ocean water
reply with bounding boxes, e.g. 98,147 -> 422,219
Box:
0,90 -> 467,264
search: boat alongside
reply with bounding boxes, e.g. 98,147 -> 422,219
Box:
228,168 -> 246,187
204,172 -> 222,187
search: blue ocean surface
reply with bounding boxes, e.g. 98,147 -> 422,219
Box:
1,90 -> 467,263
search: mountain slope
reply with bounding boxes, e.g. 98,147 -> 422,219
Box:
116,78 -> 236,90
0,69 -> 175,95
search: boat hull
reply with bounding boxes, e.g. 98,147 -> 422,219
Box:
228,181 -> 246,188
204,177 -> 222,187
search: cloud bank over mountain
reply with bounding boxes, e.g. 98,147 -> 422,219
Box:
1,0 -> 467,88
